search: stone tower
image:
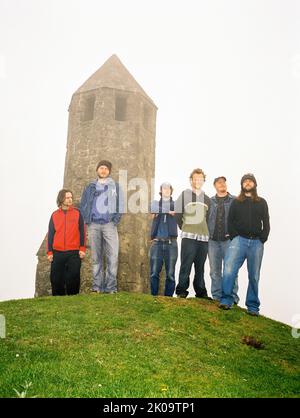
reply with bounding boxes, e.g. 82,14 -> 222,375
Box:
35,55 -> 157,296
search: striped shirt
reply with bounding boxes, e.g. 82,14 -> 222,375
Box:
181,231 -> 209,242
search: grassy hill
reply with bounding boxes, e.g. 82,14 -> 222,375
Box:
0,292 -> 299,398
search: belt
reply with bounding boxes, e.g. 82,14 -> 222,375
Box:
153,238 -> 177,243
241,235 -> 259,240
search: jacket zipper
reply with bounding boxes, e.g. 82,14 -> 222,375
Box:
64,211 -> 67,250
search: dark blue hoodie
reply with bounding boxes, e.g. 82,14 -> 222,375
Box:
150,198 -> 178,240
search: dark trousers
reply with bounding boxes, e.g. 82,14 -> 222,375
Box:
176,238 -> 208,297
50,250 -> 81,296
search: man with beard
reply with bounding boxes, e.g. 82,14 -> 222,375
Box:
208,176 -> 239,304
80,160 -> 123,294
219,173 -> 270,316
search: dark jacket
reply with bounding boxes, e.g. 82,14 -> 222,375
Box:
228,197 -> 270,243
47,207 -> 86,255
80,177 -> 123,225
150,198 -> 178,240
208,193 -> 235,239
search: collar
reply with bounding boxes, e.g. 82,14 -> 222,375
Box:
91,177 -> 114,186
211,193 -> 233,202
58,206 -> 74,212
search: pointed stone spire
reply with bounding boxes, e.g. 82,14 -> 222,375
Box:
75,54 -> 157,107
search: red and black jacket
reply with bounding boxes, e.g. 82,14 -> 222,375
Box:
47,207 -> 86,255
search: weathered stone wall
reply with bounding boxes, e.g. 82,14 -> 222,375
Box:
35,85 -> 157,296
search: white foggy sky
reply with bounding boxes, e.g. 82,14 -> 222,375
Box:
0,0 -> 299,326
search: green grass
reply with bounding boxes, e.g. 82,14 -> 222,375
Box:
0,292 -> 299,398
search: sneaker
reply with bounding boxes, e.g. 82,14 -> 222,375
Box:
197,295 -> 213,301
106,290 -> 117,294
218,303 -> 231,310
91,289 -> 101,294
177,294 -> 187,298
247,310 -> 259,317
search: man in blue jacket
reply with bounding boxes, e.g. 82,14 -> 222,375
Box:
80,160 -> 123,293
149,182 -> 178,296
208,176 -> 239,304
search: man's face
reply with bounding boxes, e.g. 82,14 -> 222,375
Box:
161,186 -> 172,199
214,179 -> 227,194
97,165 -> 110,178
63,192 -> 73,207
191,174 -> 205,190
242,179 -> 255,192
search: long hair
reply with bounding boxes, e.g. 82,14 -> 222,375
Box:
237,188 -> 260,202
159,185 -> 174,197
56,189 -> 73,207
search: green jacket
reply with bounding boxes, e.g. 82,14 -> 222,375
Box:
175,189 -> 211,236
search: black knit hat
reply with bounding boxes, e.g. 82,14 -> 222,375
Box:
241,173 -> 257,187
96,160 -> 112,173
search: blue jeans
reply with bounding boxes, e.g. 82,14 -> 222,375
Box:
150,240 -> 178,296
208,239 -> 239,303
220,236 -> 264,313
88,222 -> 119,292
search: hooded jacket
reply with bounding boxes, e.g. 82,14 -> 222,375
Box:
79,177 -> 123,225
150,198 -> 178,240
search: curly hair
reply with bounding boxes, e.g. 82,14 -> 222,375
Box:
189,168 -> 206,181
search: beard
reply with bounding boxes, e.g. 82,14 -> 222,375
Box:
242,186 -> 256,194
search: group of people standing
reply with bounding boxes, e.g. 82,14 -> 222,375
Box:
46,160 -> 270,316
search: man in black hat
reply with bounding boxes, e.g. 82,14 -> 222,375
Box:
219,173 -> 270,316
80,160 -> 123,294
207,176 -> 239,304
